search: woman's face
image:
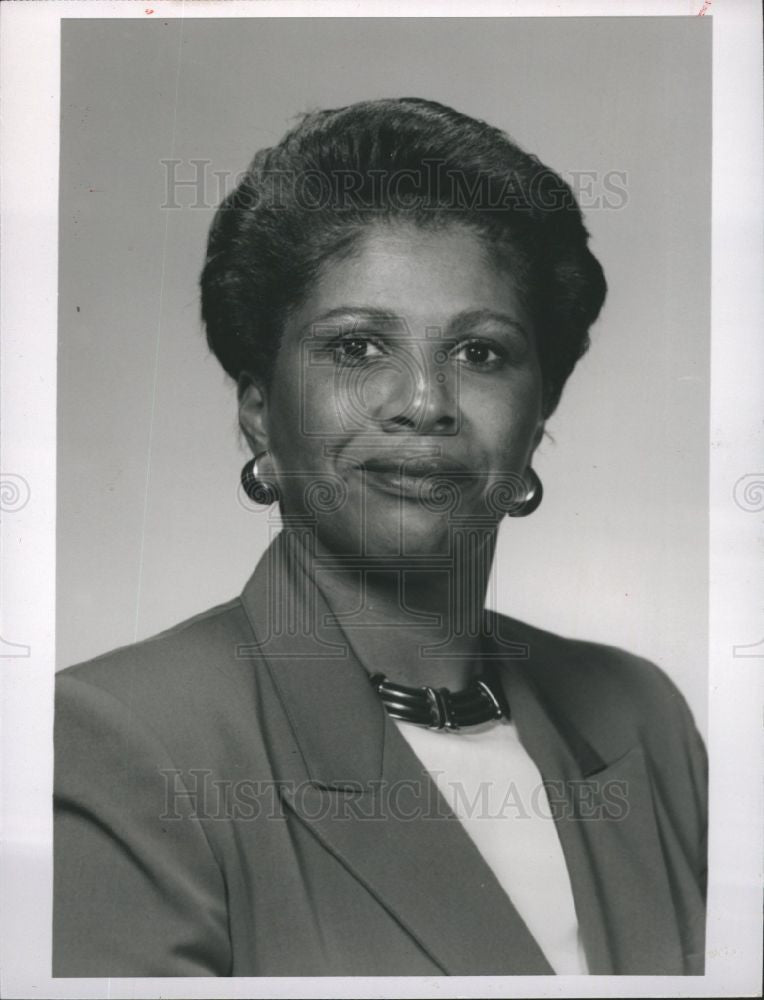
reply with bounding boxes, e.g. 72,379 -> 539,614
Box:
242,221 -> 545,557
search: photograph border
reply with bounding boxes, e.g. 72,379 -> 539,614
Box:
1,2 -> 762,998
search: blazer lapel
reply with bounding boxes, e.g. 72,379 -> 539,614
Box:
239,530 -> 554,975
239,532 -> 685,975
496,633 -> 687,975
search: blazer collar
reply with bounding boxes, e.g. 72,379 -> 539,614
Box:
240,528 -> 386,788
239,530 -> 686,975
489,612 -> 688,974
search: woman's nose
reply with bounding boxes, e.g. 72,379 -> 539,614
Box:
368,347 -> 458,434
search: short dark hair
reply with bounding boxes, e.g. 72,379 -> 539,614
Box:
201,97 -> 606,416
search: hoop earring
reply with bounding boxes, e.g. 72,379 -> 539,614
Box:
241,452 -> 279,506
508,468 -> 543,518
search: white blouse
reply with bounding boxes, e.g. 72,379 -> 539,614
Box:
393,716 -> 589,975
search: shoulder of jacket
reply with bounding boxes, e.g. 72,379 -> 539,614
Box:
56,595 -> 253,704
55,589 -> 285,796
490,611 -> 706,785
489,609 -> 695,725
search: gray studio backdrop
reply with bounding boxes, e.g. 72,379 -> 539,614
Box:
57,16 -> 711,734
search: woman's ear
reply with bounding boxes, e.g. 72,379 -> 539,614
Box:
237,371 -> 269,455
531,419 -> 546,452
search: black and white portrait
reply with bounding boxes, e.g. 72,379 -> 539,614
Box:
0,4 -> 762,998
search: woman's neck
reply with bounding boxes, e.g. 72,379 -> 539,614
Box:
291,525 -> 499,689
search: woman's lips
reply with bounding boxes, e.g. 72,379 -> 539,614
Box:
356,455 -> 477,500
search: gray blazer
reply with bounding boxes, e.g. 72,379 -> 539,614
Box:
54,533 -> 707,976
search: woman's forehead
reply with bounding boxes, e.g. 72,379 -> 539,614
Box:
287,220 -> 529,336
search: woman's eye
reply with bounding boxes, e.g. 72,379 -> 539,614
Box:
337,337 -> 384,361
454,340 -> 503,366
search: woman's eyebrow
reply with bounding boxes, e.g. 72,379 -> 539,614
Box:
298,305 -> 529,341
446,308 -> 530,342
300,306 -> 403,337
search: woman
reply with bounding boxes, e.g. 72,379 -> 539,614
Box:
54,98 -> 707,977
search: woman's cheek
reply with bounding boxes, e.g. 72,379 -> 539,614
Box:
268,373 -> 332,467
465,396 -> 537,471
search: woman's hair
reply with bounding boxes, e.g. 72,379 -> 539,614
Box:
201,97 -> 606,416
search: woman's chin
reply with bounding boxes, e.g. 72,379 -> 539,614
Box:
312,508 -> 455,560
